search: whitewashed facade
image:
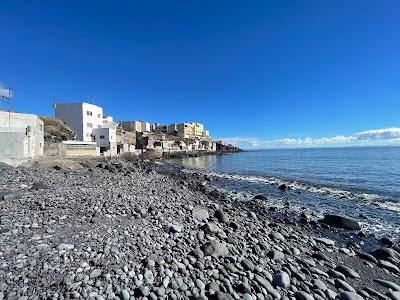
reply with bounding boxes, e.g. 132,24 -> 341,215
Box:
55,102 -> 104,141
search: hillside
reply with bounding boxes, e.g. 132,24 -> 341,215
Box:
40,116 -> 76,142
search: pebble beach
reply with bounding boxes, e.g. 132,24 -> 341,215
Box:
0,157 -> 399,300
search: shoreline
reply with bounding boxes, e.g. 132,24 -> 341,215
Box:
156,160 -> 397,249
160,154 -> 400,242
0,157 -> 399,299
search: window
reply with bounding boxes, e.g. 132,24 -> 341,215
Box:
100,135 -> 105,139
39,125 -> 43,132
98,114 -> 101,118
87,123 -> 93,128
87,111 -> 92,116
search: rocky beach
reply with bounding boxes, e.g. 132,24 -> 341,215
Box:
0,157 -> 399,300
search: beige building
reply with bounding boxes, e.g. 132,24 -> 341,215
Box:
119,121 -> 151,133
58,141 -> 99,157
176,122 -> 209,139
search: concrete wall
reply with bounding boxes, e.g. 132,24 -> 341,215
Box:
0,111 -> 44,165
59,141 -> 99,157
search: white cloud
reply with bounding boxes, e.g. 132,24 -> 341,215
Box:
356,127 -> 400,140
0,85 -> 12,99
220,127 -> 400,149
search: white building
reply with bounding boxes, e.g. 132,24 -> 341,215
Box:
102,116 -> 117,129
140,121 -> 151,132
55,102 -> 104,141
92,127 -> 117,156
0,110 -> 44,165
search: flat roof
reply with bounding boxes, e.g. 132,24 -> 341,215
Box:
61,141 -> 97,145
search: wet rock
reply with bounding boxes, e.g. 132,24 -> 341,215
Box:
381,237 -> 394,247
278,184 -> 289,191
321,215 -> 362,230
372,247 -> 400,262
356,250 -> 378,263
253,194 -> 268,201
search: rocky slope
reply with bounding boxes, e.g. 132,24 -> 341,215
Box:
40,116 -> 76,143
0,159 -> 399,300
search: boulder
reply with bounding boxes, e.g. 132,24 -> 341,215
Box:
202,240 -> 229,257
320,214 -> 361,230
192,207 -> 209,221
278,184 -> 289,191
253,194 -> 268,201
371,247 -> 400,262
214,209 -> 230,224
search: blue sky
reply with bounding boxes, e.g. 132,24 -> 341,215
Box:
1,1 -> 400,148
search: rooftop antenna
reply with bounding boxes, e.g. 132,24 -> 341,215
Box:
53,97 -> 57,117
6,81 -> 12,127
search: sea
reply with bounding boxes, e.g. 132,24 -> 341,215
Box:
165,146 -> 400,240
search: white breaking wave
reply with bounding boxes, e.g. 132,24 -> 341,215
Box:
207,171 -> 400,213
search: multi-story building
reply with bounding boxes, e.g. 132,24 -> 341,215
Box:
176,122 -> 208,139
55,102 -> 104,141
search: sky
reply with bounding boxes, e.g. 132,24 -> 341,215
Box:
1,1 -> 400,148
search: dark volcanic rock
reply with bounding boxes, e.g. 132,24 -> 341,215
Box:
214,209 -> 230,224
320,214 -> 362,230
278,184 -> 289,191
253,194 -> 268,201
0,157 -> 398,299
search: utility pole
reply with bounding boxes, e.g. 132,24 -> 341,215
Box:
8,81 -> 11,127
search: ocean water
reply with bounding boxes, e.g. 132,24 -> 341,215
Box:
167,147 -> 400,239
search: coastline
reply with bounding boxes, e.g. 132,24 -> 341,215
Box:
0,157 -> 399,299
